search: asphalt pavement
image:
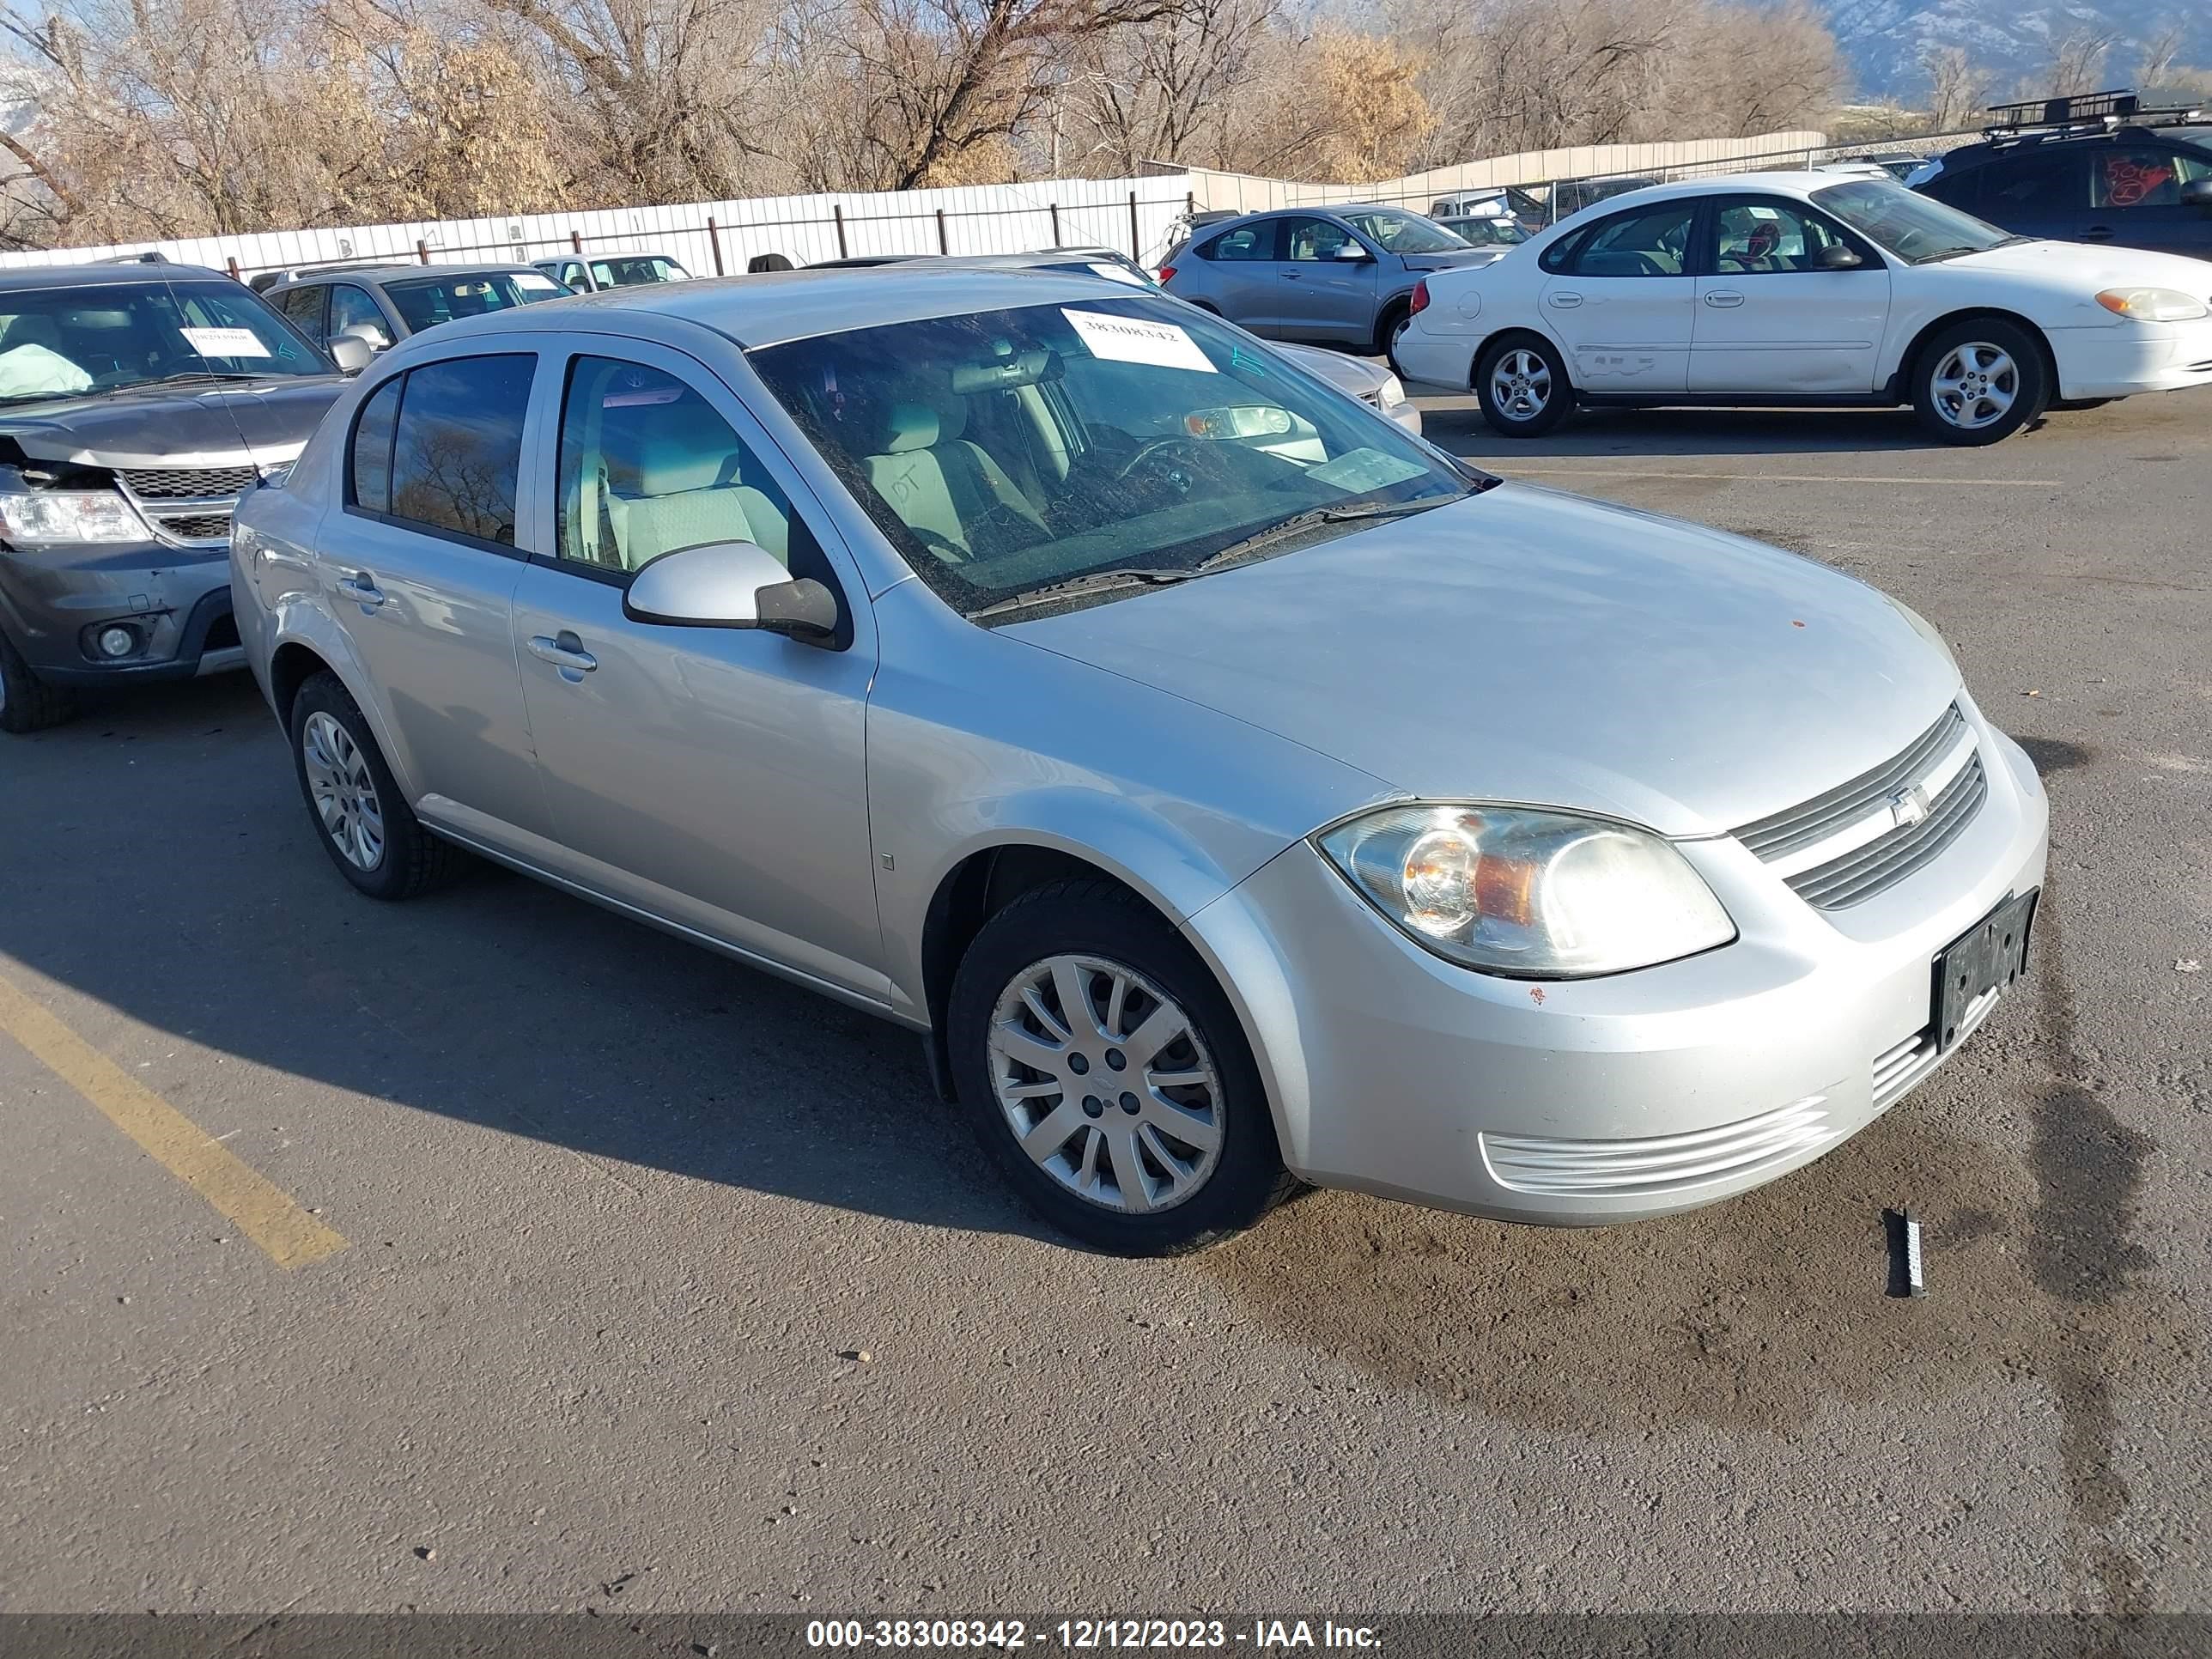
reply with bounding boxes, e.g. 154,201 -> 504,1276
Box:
3,389 -> 2207,1617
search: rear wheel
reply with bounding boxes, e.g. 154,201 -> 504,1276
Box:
289,672 -> 466,900
948,879 -> 1291,1255
0,631 -> 74,735
1475,335 -> 1571,437
1911,319 -> 2049,445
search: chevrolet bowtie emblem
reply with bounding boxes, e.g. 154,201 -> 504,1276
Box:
1888,784 -> 1931,829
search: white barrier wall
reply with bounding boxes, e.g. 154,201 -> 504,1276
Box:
0,176 -> 1202,279
1176,131 -> 1833,214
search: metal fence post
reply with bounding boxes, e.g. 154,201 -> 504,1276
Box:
571,229 -> 584,254
416,239 -> 429,264
936,207 -> 949,255
707,216 -> 725,276
834,204 -> 848,258
1128,191 -> 1140,260
225,257 -> 242,282
1048,204 -> 1061,246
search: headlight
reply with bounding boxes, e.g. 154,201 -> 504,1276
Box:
0,489 -> 149,546
2095,288 -> 2209,323
1317,804 -> 1735,978
1377,374 -> 1407,409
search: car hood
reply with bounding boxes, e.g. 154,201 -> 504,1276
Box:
1942,238 -> 2212,289
0,377 -> 348,470
1006,484 -> 1961,838
1279,343 -> 1385,398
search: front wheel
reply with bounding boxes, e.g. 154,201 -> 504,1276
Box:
1474,336 -> 1572,437
948,879 -> 1291,1255
1912,319 -> 2049,445
0,631 -> 75,734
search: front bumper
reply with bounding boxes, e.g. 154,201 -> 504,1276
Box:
0,541 -> 242,686
1183,713 -> 2050,1225
2049,316 -> 2212,398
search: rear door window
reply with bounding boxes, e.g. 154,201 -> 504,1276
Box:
1563,204 -> 1698,276
2093,146 -> 2210,208
1200,223 -> 1275,261
380,355 -> 536,549
349,376 -> 401,513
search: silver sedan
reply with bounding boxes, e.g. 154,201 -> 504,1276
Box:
233,268 -> 2048,1255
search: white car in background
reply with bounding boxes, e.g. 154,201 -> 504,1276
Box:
1391,171 -> 2212,444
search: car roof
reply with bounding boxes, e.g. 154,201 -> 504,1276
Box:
386,264 -> 1165,351
273,263 -> 547,287
1935,125 -> 2209,170
0,263 -> 234,291
1544,172 -> 1871,217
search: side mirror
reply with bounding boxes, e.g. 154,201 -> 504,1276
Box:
336,322 -> 390,352
623,541 -> 840,641
2182,178 -> 2212,209
1814,243 -> 1866,270
327,335 -> 374,374
1333,242 -> 1373,263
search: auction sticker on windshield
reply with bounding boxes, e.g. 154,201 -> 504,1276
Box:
514,272 -> 562,291
1062,309 -> 1214,373
179,327 -> 270,357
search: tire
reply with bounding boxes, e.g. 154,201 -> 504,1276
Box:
0,629 -> 75,735
288,671 -> 466,900
1911,318 -> 2050,445
1373,299 -> 1410,362
1474,334 -> 1572,437
947,878 -> 1293,1255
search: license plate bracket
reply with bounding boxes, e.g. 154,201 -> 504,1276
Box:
1933,888 -> 2039,1053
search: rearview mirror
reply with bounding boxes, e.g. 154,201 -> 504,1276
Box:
327,335 -> 374,374
1814,243 -> 1865,270
623,540 -> 841,642
2182,178 -> 2212,209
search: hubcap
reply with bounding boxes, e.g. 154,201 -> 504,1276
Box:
301,711 -> 386,871
1931,343 -> 2018,430
1490,349 -> 1552,421
988,954 -> 1224,1215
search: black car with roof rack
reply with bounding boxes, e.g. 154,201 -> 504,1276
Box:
1911,88 -> 2212,260
0,263 -> 372,732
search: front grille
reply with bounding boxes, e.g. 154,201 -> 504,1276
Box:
148,511 -> 234,544
1734,702 -> 1988,908
1480,1097 -> 1835,1197
1872,1028 -> 1939,1108
115,465 -> 258,499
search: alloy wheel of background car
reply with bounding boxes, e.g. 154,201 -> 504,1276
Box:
948,878 -> 1292,1255
301,710 -> 387,873
1912,319 -> 2047,446
987,951 -> 1224,1216
1476,337 -> 1571,437
0,631 -> 75,735
287,671 -> 468,901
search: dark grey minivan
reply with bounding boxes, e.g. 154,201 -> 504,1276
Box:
0,264 -> 367,732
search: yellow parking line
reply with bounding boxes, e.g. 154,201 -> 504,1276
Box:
1493,465 -> 2063,488
0,973 -> 347,1269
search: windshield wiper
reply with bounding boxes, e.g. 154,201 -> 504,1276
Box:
1194,495 -> 1455,574
143,369 -> 272,385
967,566 -> 1196,623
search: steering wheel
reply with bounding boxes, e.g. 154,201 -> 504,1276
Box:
1113,436 -> 1214,489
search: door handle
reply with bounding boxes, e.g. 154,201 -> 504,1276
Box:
1547,291 -> 1583,308
527,632 -> 598,677
336,572 -> 386,611
1704,290 -> 1746,307
2081,225 -> 2114,241
1281,271 -> 1303,280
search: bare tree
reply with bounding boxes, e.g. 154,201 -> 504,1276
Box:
1923,46 -> 1989,133
2135,21 -> 2187,93
2045,28 -> 2115,98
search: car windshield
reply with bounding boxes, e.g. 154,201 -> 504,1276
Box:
381,271 -> 566,333
1340,209 -> 1468,254
589,256 -> 687,286
747,295 -> 1479,620
1812,179 -> 2016,262
0,278 -> 330,404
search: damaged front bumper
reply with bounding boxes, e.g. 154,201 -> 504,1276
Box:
0,538 -> 242,686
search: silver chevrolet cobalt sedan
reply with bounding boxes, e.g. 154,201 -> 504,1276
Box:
232,268 -> 2048,1255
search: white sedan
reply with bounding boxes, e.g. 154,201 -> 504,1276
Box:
1391,171 -> 2212,444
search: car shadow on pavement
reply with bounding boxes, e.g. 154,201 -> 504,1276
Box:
0,675 -> 1053,1245
1415,403 -> 2049,460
